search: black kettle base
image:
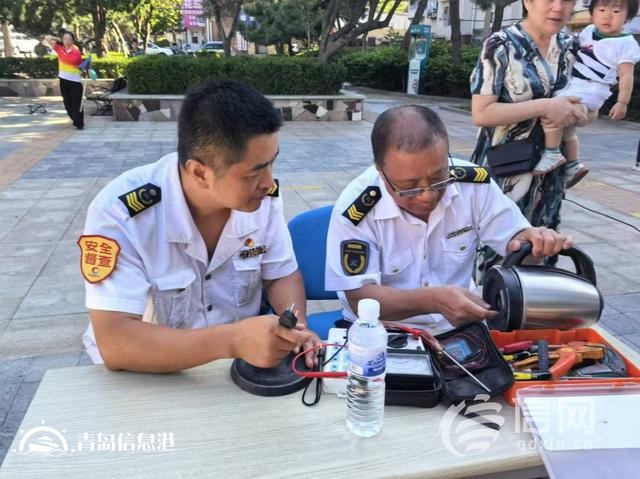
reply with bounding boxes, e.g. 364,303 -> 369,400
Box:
230,354 -> 311,397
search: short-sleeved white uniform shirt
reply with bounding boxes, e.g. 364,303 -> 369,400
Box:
325,161 -> 530,335
81,153 -> 297,362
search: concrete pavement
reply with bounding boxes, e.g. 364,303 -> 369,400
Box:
1,88 -> 639,464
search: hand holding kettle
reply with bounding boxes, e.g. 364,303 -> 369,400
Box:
507,226 -> 574,258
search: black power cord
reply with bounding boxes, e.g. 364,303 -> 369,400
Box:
564,197 -> 640,234
301,338 -> 348,407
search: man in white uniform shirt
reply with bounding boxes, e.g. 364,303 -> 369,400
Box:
325,105 -> 573,334
79,79 -> 318,372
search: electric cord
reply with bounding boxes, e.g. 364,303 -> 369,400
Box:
301,338 -> 348,407
564,197 -> 640,233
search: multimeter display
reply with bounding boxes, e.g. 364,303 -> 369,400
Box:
442,338 -> 474,363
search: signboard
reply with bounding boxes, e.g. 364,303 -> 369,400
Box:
182,0 -> 205,29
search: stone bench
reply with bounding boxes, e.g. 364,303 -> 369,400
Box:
0,78 -> 113,97
110,91 -> 364,122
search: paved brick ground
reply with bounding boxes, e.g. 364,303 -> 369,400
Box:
1,89 -> 639,465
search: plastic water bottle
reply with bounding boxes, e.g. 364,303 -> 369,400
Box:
346,298 -> 387,437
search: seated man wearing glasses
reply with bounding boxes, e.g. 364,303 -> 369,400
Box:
325,105 -> 572,334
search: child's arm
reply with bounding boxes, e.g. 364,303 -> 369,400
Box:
609,63 -> 634,120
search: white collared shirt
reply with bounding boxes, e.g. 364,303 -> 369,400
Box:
325,161 -> 530,334
81,153 -> 297,362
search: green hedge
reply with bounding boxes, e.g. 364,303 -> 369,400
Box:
125,55 -> 346,95
421,41 -> 480,98
0,56 -> 129,79
338,46 -> 408,91
333,41 -> 480,97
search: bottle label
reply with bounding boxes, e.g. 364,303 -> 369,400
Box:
348,343 -> 386,377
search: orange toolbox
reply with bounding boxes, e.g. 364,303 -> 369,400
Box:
490,328 -> 640,406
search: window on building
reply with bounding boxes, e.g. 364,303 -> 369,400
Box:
442,6 -> 450,27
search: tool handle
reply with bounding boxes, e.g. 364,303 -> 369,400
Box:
550,348 -> 578,380
537,340 -> 550,373
501,340 -> 533,354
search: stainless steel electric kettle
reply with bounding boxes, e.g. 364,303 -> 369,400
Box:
483,242 -> 603,331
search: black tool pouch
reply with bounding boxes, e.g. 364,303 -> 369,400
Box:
433,322 -> 514,402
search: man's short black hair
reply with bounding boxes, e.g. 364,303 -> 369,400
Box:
177,79 -> 283,173
590,0 -> 639,20
371,105 -> 449,167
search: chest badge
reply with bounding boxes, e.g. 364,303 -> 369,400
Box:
446,225 -> 474,239
78,235 -> 121,283
240,238 -> 267,259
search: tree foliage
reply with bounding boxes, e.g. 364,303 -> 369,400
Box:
131,0 -> 182,53
241,0 -> 322,53
204,0 -> 243,56
318,0 -> 405,62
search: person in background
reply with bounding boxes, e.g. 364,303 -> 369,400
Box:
43,31 -> 85,130
536,0 -> 640,185
470,0 -> 588,281
129,39 -> 144,57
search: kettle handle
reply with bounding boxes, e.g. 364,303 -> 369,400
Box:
502,241 -> 597,286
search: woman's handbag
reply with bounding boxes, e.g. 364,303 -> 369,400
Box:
485,121 -> 544,177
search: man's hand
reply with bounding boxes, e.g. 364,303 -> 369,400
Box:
609,102 -> 627,120
295,324 -> 322,368
428,286 -> 498,327
508,227 -> 573,258
231,315 -> 313,368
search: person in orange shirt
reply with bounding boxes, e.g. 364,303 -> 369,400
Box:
44,31 -> 85,130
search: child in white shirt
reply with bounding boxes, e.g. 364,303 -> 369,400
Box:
534,0 -> 640,187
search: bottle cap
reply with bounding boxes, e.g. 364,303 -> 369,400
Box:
357,298 -> 380,321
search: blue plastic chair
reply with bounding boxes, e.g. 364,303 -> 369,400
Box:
287,205 -> 342,340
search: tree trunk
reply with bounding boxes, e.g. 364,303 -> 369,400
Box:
449,0 -> 462,63
491,4 -> 505,33
403,0 -> 429,51
92,5 -> 108,57
224,1 -> 242,56
1,23 -> 13,58
319,0 -> 403,63
482,8 -> 491,39
110,20 -> 128,55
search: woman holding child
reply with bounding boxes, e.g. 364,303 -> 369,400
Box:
470,0 -> 588,278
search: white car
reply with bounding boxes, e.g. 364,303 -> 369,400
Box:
145,42 -> 174,56
0,30 -> 47,57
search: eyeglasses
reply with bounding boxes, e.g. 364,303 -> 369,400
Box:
379,155 -> 456,198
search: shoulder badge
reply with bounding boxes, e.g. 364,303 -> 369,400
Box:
118,183 -> 161,217
341,240 -> 369,276
267,179 -> 279,197
78,235 -> 120,284
342,186 -> 381,226
450,166 -> 490,183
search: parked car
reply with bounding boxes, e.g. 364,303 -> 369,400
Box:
0,30 -> 49,57
145,42 -> 174,55
196,41 -> 226,56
